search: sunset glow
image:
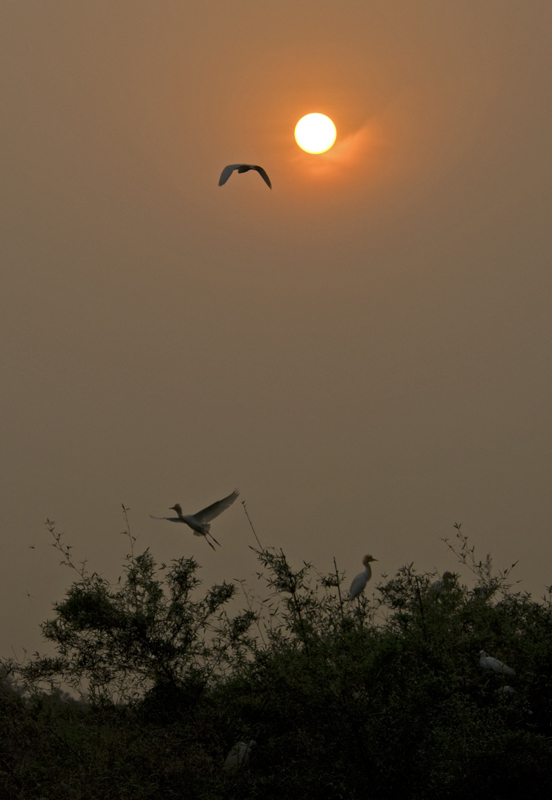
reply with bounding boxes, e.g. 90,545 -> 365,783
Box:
295,113 -> 337,154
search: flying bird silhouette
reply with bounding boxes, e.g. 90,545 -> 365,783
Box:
150,489 -> 240,550
218,164 -> 272,189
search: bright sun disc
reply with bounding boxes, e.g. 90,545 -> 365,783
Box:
295,113 -> 336,154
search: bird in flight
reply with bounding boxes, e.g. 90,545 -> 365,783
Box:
150,489 -> 240,550
348,555 -> 378,601
218,164 -> 272,189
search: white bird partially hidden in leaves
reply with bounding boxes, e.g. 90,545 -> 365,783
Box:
150,489 -> 239,551
348,555 -> 378,601
218,164 -> 272,189
479,650 -> 515,676
223,740 -> 256,771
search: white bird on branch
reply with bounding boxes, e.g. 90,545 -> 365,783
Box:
479,650 -> 515,676
150,489 -> 239,550
218,164 -> 272,189
223,740 -> 256,771
348,555 -> 378,601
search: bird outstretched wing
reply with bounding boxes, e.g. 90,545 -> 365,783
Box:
149,515 -> 180,522
218,165 -> 242,186
193,489 -> 240,524
253,166 -> 272,189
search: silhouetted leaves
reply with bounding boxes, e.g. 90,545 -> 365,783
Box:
2,523 -> 552,798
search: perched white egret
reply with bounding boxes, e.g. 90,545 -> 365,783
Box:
348,555 -> 378,601
218,164 -> 272,189
223,740 -> 256,771
498,685 -> 516,694
479,650 -> 515,676
150,489 -> 239,550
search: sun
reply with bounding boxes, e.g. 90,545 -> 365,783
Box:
295,113 -> 336,154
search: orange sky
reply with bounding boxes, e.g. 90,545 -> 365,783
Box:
1,1 -> 552,658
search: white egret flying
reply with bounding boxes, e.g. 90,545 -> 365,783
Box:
479,650 -> 515,676
348,555 -> 378,601
150,489 -> 239,550
218,164 -> 272,189
223,740 -> 256,771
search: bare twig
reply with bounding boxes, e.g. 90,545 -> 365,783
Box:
45,519 -> 87,578
120,504 -> 136,561
242,501 -> 264,549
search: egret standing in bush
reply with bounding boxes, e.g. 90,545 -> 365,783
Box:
479,650 -> 515,676
224,740 -> 256,770
348,555 -> 377,601
150,489 -> 239,550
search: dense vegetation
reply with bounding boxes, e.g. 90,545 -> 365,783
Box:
2,518 -> 552,799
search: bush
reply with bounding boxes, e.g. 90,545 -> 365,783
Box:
2,519 -> 552,798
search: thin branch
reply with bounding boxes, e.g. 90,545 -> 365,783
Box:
333,557 -> 344,622
120,504 -> 135,561
242,501 -> 264,549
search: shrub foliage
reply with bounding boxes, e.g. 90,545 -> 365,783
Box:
2,520 -> 552,798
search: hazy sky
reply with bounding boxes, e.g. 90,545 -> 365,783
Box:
2,1 -> 552,658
